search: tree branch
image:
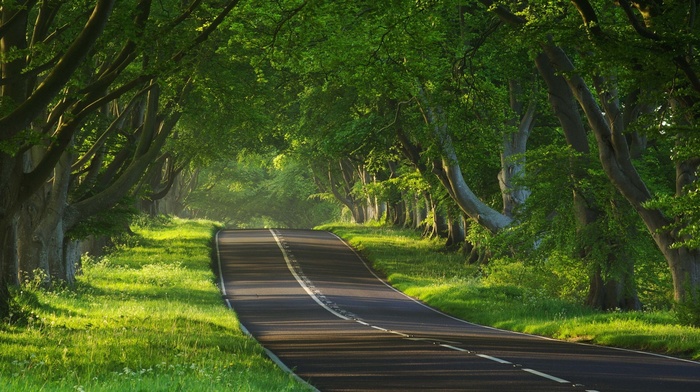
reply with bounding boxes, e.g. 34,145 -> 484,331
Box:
0,0 -> 116,142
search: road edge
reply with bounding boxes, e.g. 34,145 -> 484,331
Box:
214,229 -> 321,392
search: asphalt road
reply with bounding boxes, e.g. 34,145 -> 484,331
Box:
216,229 -> 700,392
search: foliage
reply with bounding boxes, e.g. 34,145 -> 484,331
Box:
646,185 -> 700,250
4,0 -> 699,332
675,285 -> 700,327
67,197 -> 140,240
185,153 -> 340,228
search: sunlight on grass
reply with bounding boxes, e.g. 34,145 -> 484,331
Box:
320,223 -> 700,361
1,217 -> 310,391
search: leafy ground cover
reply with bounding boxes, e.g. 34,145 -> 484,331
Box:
0,218 -> 310,391
319,223 -> 700,361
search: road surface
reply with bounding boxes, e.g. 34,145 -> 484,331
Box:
216,229 -> 700,391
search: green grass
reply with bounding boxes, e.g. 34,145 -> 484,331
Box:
1,218 -> 311,391
319,223 -> 700,361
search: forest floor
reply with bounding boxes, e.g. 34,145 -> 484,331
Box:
319,223 -> 700,362
0,217 -> 310,391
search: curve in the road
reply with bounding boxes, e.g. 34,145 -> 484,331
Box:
216,228 -> 700,392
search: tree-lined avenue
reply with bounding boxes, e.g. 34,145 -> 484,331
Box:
216,229 -> 700,392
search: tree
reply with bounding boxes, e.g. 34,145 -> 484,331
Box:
184,153 -> 339,228
479,0 -> 699,309
546,1 -> 700,307
0,0 -> 241,317
1,0 -> 117,317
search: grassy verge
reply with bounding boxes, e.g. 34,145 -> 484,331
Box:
319,223 -> 700,361
0,218 -> 310,391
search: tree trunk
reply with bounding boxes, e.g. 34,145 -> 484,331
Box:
445,209 -> 466,248
436,121 -> 513,233
498,80 -> 535,218
542,43 -> 700,305
536,51 -> 641,310
413,194 -> 426,230
415,84 -> 512,233
0,153 -> 23,317
61,238 -> 81,286
586,251 -> 641,310
18,141 -> 74,286
0,217 -> 19,318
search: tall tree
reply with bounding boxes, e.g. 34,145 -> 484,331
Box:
0,0 -> 241,316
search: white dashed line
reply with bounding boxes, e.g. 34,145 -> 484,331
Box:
439,344 -> 469,352
216,231 -> 320,392
476,354 -> 513,364
522,368 -> 570,383
270,229 -> 353,321
265,230 -> 595,391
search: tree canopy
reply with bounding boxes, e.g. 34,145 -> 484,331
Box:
2,0 -> 700,324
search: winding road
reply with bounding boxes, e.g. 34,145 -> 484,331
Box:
216,229 -> 700,391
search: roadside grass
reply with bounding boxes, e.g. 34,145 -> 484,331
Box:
319,223 -> 700,361
0,218 -> 310,391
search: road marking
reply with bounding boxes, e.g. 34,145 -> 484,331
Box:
522,368 -> 570,383
269,229 -> 354,321
408,337 -> 461,344
264,230 -> 611,390
476,354 -> 512,364
439,344 -> 469,352
215,232 -> 320,392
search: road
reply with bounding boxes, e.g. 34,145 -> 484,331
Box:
216,229 -> 700,392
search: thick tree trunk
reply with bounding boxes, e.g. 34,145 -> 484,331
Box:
586,251 -> 641,310
0,154 -> 23,317
438,129 -> 513,232
388,197 -> 406,226
656,234 -> 700,303
536,51 -> 641,310
0,4 -> 31,314
18,142 -> 73,286
415,85 -> 512,233
0,218 -> 19,318
428,107 -> 512,232
61,238 -> 81,286
542,44 -> 700,305
435,207 -> 449,239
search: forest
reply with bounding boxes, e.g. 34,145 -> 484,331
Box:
1,0 -> 699,325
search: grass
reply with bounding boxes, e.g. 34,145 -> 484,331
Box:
318,223 -> 700,361
0,218 -> 311,391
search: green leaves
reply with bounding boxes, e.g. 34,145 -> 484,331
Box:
185,153 -> 339,228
